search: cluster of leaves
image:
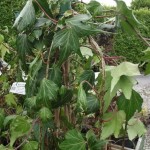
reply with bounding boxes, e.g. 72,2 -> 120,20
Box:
0,0 -> 147,150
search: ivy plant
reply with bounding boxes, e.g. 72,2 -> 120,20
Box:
0,0 -> 148,149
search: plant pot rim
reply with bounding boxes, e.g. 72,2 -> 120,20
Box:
107,136 -> 145,150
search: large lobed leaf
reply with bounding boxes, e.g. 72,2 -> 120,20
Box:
116,0 -> 141,34
127,118 -> 146,140
79,70 -> 95,91
5,93 -> 17,107
22,141 -> 38,150
101,110 -> 126,139
13,0 -> 35,31
77,83 -> 87,112
52,86 -> 73,108
86,0 -> 103,16
86,93 -> 99,114
117,90 -> 143,121
53,28 -> 80,64
59,129 -> 86,150
10,116 -> 31,147
86,130 -> 106,150
16,34 -> 32,71
39,107 -> 53,122
66,14 -> 101,37
111,62 -> 140,92
37,78 -> 59,106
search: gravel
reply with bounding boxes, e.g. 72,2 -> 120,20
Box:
134,75 -> 150,150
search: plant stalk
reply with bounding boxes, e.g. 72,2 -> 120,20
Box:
89,36 -> 106,138
122,120 -> 128,150
45,42 -> 53,79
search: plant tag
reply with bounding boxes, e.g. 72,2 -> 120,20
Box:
10,82 -> 26,95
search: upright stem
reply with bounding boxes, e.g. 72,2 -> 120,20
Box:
62,60 -> 71,123
45,42 -> 53,79
122,120 -> 128,150
89,36 -> 106,138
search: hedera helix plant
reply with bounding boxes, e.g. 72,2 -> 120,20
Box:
0,0 -> 148,149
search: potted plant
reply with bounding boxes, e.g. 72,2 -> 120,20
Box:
0,0 -> 148,149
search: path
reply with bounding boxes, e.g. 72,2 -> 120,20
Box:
134,75 -> 150,150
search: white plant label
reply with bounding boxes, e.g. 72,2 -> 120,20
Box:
10,82 -> 26,95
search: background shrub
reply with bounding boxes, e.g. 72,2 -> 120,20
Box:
112,8 -> 150,63
131,0 -> 150,9
0,0 -> 24,29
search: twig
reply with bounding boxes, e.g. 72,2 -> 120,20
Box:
135,30 -> 150,47
33,0 -> 58,24
81,80 -> 99,96
45,42 -> 53,79
89,36 -> 106,138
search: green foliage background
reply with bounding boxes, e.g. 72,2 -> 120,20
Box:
131,0 -> 150,9
113,9 -> 150,63
0,0 -> 25,29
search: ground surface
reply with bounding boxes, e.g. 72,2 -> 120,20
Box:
134,75 -> 150,150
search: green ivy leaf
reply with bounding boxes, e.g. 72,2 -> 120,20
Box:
52,86 -> 73,108
0,34 -> 4,44
98,70 -> 118,112
59,129 -> 86,150
127,118 -> 146,140
80,46 -> 93,59
5,93 -> 17,107
39,107 -> 53,122
101,110 -> 126,139
60,0 -> 72,15
117,90 -> 143,121
33,29 -> 42,39
86,94 -> 99,114
29,55 -> 42,79
0,145 -> 5,150
49,66 -> 62,87
86,130 -> 106,150
0,44 -> 10,60
79,70 -> 95,91
16,34 -> 31,71
3,115 -> 17,127
111,62 -> 140,92
86,0 -> 103,16
118,76 -> 135,99
77,83 -> 87,112
13,0 -> 35,31
35,18 -> 51,28
10,116 -> 31,147
66,14 -> 100,37
22,141 -> 38,150
37,78 -> 59,106
26,56 -> 42,97
116,0 -> 140,34
25,97 -> 37,109
53,28 -> 80,64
